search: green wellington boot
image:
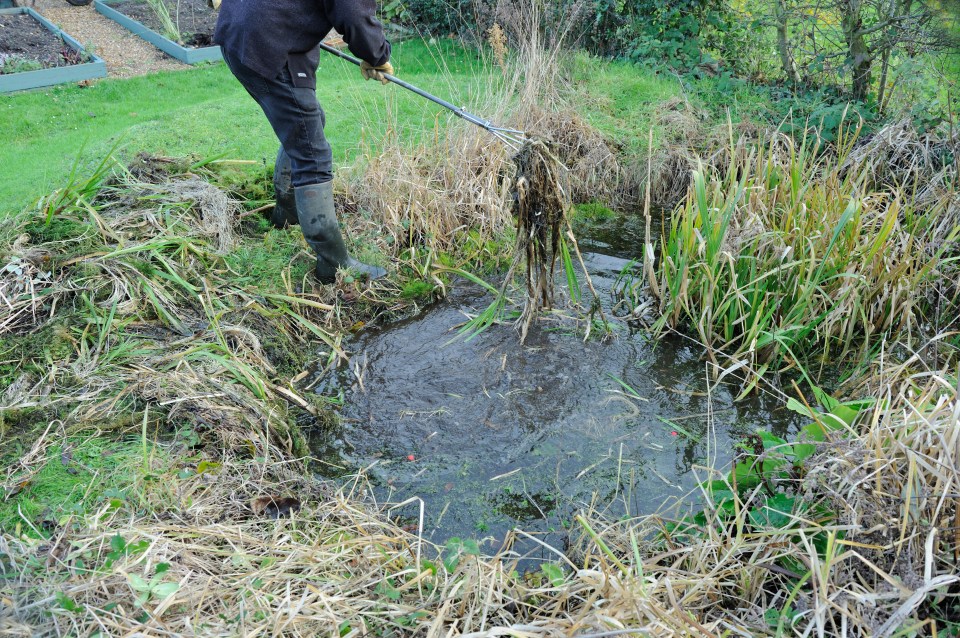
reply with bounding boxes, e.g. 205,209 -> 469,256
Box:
294,182 -> 387,284
270,147 -> 299,229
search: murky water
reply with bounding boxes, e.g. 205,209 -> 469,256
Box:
309,214 -> 802,551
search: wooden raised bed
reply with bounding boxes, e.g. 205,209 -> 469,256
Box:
94,0 -> 221,65
0,7 -> 107,93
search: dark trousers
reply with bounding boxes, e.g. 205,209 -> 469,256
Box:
221,49 -> 333,188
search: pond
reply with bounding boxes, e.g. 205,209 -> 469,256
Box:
309,212 -> 803,554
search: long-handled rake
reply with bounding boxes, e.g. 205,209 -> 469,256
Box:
319,42 -> 527,150
319,42 -> 607,340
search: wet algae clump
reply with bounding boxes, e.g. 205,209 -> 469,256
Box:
511,138 -> 569,334
461,137 -> 599,342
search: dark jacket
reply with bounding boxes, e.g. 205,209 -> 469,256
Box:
214,0 -> 391,83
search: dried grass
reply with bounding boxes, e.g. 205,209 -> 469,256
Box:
0,253 -> 59,336
342,1 -> 630,265
4,366 -> 957,636
843,118 -> 960,192
567,368 -> 960,637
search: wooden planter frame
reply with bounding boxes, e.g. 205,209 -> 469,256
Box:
94,0 -> 221,64
0,7 -> 107,93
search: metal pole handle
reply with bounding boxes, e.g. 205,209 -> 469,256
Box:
317,42 -> 521,142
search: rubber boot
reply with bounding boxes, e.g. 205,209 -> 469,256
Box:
270,147 -> 299,229
295,182 -> 387,284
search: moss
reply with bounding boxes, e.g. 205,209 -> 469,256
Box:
222,231 -> 306,290
0,436 -> 165,537
574,202 -> 618,222
401,281 -> 436,299
19,215 -> 101,263
0,320 -> 76,381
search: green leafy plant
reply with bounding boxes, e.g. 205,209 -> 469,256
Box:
0,54 -> 43,75
128,563 -> 179,606
443,537 -> 481,572
144,0 -> 182,43
103,533 -> 150,570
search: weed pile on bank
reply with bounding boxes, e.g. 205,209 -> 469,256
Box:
0,156 -> 358,465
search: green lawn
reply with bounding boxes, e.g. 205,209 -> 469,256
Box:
4,37 -> 798,217
0,40 -> 496,215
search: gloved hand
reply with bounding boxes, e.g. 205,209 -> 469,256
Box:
207,0 -> 220,9
360,60 -> 394,85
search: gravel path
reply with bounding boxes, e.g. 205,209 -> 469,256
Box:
31,0 -> 189,78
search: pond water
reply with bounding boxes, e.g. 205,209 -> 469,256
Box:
309,213 -> 802,553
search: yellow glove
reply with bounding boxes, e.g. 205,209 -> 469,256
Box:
207,0 -> 220,8
360,60 -> 394,85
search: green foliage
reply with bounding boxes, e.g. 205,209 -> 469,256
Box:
129,563 -> 180,605
540,563 -> 565,586
0,54 -> 43,74
666,389 -> 873,600
401,0 -> 484,35
589,0 -> 730,70
442,537 -> 481,572
380,0 -> 412,24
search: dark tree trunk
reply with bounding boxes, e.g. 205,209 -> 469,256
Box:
775,0 -> 801,84
841,0 -> 873,101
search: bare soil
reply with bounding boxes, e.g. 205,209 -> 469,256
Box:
111,0 -> 218,47
0,13 -> 83,73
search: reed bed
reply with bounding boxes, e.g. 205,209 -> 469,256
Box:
649,121 -> 960,377
341,4 -> 629,262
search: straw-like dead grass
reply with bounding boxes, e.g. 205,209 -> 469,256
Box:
566,368 -> 960,636
342,123 -> 513,256
844,118 -> 960,192
4,365 -> 957,636
0,249 -> 60,336
342,2 -> 634,266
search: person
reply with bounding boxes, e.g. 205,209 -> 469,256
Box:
213,0 -> 394,283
